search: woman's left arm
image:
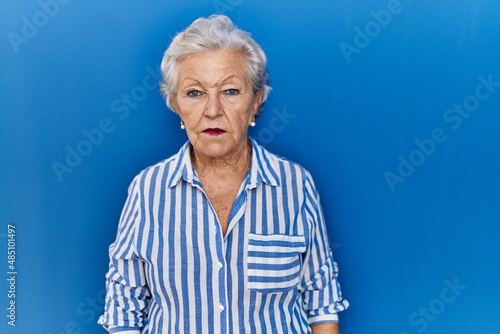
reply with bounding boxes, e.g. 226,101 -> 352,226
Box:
311,323 -> 339,334
299,170 -> 349,329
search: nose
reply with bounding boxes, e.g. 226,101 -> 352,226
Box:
203,92 -> 222,118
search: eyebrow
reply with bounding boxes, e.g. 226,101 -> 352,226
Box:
220,75 -> 241,84
180,75 -> 245,87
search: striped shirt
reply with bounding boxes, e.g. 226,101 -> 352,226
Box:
98,138 -> 349,333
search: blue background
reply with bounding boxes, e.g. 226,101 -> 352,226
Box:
1,0 -> 499,333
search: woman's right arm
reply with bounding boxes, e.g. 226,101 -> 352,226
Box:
98,176 -> 151,333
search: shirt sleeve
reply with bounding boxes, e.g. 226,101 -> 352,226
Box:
109,329 -> 141,334
299,171 -> 349,326
98,176 -> 151,332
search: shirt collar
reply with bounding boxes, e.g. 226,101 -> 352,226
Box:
166,137 -> 280,189
247,137 -> 280,189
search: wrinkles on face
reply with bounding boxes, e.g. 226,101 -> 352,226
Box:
172,49 -> 261,165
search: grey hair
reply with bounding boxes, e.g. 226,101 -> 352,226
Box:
160,15 -> 271,117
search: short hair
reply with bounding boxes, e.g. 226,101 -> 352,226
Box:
160,15 -> 271,117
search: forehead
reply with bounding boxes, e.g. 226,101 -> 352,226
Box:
177,49 -> 249,85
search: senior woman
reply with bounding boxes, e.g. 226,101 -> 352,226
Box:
99,15 -> 348,334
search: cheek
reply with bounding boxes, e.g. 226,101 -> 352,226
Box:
228,109 -> 250,127
177,101 -> 203,123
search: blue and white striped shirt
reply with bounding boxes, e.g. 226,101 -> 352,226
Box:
98,138 -> 348,333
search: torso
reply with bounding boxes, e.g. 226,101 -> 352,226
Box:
192,143 -> 252,236
198,172 -> 245,235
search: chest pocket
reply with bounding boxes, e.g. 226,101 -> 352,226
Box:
247,233 -> 306,293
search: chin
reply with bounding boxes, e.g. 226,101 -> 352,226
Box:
196,141 -> 234,159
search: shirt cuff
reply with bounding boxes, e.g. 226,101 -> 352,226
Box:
309,313 -> 339,326
109,328 -> 141,334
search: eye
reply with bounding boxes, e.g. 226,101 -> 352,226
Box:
187,90 -> 201,98
225,89 -> 239,96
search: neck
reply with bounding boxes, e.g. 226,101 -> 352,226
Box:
191,141 -> 252,175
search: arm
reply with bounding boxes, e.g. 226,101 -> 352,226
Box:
311,323 -> 339,334
299,171 -> 349,328
98,177 -> 151,332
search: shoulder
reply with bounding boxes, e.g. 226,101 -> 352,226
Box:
128,143 -> 189,191
253,139 -> 316,188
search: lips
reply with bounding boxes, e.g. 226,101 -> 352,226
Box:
203,128 -> 226,136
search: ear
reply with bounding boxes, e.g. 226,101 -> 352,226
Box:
169,95 -> 179,113
251,91 -> 263,119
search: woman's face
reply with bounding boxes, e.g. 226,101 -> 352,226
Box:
171,49 -> 261,162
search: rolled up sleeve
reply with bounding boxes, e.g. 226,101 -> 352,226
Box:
299,173 -> 349,326
98,177 -> 151,332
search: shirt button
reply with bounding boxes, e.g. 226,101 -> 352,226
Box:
217,262 -> 223,269
218,304 -> 224,312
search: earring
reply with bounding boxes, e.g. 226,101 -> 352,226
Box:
180,120 -> 185,130
250,117 -> 256,127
